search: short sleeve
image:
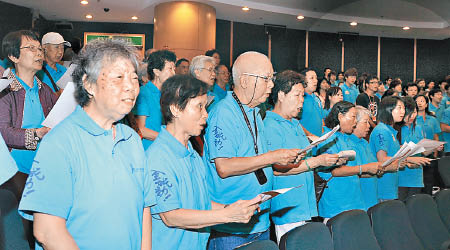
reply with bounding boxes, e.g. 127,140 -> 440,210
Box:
370,129 -> 389,154
205,108 -> 239,160
133,89 -> 150,117
147,152 -> 181,214
18,134 -> 73,221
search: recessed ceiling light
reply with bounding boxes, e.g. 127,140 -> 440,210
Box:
80,0 -> 88,5
403,26 -> 410,30
85,14 -> 93,19
297,15 -> 304,20
350,22 -> 358,26
242,6 -> 250,11
131,16 -> 138,20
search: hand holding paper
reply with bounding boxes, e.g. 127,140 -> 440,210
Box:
298,125 -> 340,154
224,196 -> 261,224
253,184 -> 304,205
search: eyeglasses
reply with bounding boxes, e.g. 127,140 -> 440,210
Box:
242,72 -> 276,83
200,67 -> 215,73
20,46 -> 43,53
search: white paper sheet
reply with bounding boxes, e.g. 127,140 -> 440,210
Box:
255,185 -> 304,204
41,82 -> 77,128
417,138 -> 447,152
338,150 -> 356,159
0,68 -> 12,92
381,141 -> 428,167
298,125 -> 340,154
55,64 -> 76,89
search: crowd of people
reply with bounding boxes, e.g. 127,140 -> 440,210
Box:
0,29 -> 449,250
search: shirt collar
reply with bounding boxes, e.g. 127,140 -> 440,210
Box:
9,69 -> 42,92
380,122 -> 398,136
225,92 -> 260,115
45,63 -> 64,73
265,111 -> 296,124
158,127 -> 195,158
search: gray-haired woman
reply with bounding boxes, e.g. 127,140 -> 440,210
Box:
19,39 -> 152,250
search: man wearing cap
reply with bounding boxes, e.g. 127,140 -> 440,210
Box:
38,32 -> 71,94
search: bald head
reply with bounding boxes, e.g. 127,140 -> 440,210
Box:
232,51 -> 274,107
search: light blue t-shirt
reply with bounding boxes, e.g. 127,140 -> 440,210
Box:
441,93 -> 450,108
203,92 -> 273,234
10,69 -> 45,174
341,83 -> 359,104
317,132 -> 365,218
19,106 -> 153,250
369,122 -> 401,200
375,92 -> 382,100
40,63 -> 67,92
148,127 -> 211,250
0,133 -> 17,185
416,115 -> 441,140
398,124 -> 425,187
299,92 -> 324,136
263,111 -> 317,225
133,81 -> 162,150
212,83 -> 229,101
441,107 -> 450,152
429,102 -> 445,121
350,135 -> 378,210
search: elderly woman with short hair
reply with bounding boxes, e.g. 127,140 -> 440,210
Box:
190,55 -> 217,106
0,30 -> 56,197
148,74 -> 261,250
19,39 -> 152,250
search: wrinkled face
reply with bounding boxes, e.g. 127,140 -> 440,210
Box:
330,90 -> 344,106
339,107 -> 357,134
404,109 -> 417,126
431,91 -> 443,103
367,78 -> 379,93
280,83 -> 305,119
304,70 -> 318,93
175,61 -> 189,75
212,52 -> 220,66
353,113 -> 371,138
196,61 -> 216,86
86,57 -> 139,122
156,60 -> 175,84
346,75 -> 356,85
175,94 -> 208,137
10,36 -> 43,73
415,96 -> 427,112
242,59 -> 275,106
216,65 -> 230,84
407,86 -> 418,97
44,43 -> 64,65
392,101 -> 406,123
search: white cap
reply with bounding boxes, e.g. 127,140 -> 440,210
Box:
42,32 -> 71,47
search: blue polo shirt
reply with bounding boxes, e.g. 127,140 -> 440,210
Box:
10,70 -> 45,174
299,92 -> 324,136
203,92 -> 273,234
263,111 -> 317,225
317,132 -> 365,218
133,81 -> 162,150
212,83 -> 229,101
0,133 -> 17,185
350,135 -> 378,210
40,63 -> 67,92
341,83 -> 359,104
416,115 -> 441,140
398,124 -> 425,188
429,102 -> 445,120
148,127 -> 211,250
19,106 -> 153,250
441,107 -> 450,152
369,122 -> 401,200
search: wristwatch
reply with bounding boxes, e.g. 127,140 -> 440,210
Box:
34,130 -> 41,142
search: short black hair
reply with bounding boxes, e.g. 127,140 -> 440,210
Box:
324,101 -> 355,129
160,74 -> 208,124
414,94 -> 434,117
324,87 -> 342,110
429,88 -> 442,98
205,49 -> 220,57
270,70 -> 305,105
147,50 -> 176,80
406,82 -> 419,92
396,96 -> 417,141
2,30 -> 40,67
377,96 -> 403,125
389,79 -> 402,90
175,58 -> 189,67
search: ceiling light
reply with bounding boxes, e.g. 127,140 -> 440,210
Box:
297,15 -> 304,20
85,14 -> 93,19
242,6 -> 250,11
80,0 -> 88,5
350,22 -> 357,26
131,16 -> 138,20
403,26 -> 410,30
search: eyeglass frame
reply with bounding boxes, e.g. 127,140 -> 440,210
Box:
20,45 -> 44,53
242,72 -> 276,83
199,67 -> 216,74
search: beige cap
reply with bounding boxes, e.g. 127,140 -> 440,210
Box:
42,32 -> 71,47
